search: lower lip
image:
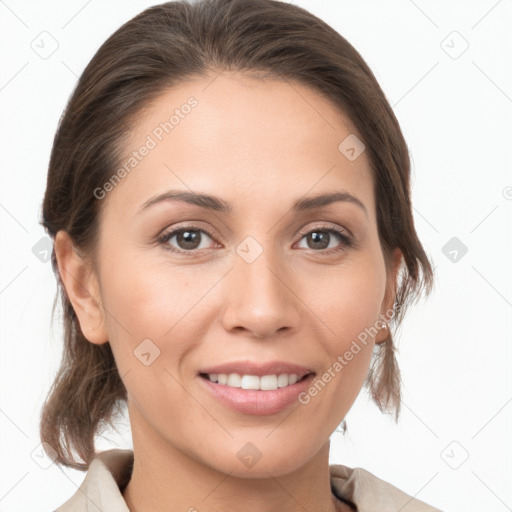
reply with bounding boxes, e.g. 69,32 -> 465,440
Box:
197,373 -> 316,416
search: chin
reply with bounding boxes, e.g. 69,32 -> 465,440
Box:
210,443 -> 314,479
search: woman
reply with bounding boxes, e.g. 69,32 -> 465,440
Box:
40,0 -> 440,510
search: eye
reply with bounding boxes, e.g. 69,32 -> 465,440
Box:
296,224 -> 353,253
157,223 -> 353,255
158,226 -> 218,253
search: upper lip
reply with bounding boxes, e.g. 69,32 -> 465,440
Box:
198,361 -> 315,379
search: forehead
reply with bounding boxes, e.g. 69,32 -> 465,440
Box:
101,72 -> 374,220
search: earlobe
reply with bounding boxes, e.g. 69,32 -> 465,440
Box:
54,230 -> 108,345
375,248 -> 403,345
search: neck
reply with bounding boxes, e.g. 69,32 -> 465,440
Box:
122,404 -> 348,512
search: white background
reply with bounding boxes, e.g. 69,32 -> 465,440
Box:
1,1 -> 511,511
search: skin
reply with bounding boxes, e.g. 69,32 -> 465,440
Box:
56,72 -> 402,512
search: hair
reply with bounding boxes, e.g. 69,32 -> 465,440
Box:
39,0 -> 434,470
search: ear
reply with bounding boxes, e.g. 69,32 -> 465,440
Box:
54,230 -> 108,345
375,248 -> 402,344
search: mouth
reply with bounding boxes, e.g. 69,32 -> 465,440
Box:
197,371 -> 317,415
198,371 -> 315,391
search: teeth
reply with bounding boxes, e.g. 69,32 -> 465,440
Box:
206,373 -> 300,390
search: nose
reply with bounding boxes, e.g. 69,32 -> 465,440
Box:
221,245 -> 302,339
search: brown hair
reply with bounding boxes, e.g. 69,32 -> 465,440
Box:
40,0 -> 434,470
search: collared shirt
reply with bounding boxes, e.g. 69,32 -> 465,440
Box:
55,449 -> 443,511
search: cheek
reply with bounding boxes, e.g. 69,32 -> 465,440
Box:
100,257 -> 208,334
97,261 -> 205,412
307,254 -> 386,345
292,265 -> 383,440
98,257 -> 222,372
300,250 -> 386,396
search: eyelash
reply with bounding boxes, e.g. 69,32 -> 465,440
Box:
157,223 -> 353,255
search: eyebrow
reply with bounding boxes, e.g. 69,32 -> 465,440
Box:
137,190 -> 367,217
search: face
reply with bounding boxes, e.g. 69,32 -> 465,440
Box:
80,73 -> 399,477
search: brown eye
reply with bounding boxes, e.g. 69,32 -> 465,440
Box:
159,227 -> 217,253
296,226 -> 353,253
305,231 -> 330,250
175,230 -> 203,250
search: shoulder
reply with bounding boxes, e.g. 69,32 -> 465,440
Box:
54,449 -> 133,512
329,464 -> 444,512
